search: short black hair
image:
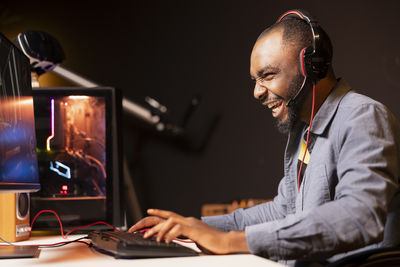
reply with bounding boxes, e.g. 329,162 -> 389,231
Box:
258,18 -> 333,63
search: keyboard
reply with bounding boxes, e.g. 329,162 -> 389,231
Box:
87,231 -> 199,258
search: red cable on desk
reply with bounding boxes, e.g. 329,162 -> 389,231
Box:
30,209 -> 119,239
30,209 -> 65,238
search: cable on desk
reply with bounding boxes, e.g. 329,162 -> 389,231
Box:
37,236 -> 91,248
31,209 -> 119,239
30,209 -> 64,238
0,235 -> 90,248
2,210 -> 116,249
0,236 -> 14,245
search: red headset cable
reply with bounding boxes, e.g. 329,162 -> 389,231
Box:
297,83 -> 316,192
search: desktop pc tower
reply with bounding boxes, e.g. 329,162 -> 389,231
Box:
29,87 -> 125,233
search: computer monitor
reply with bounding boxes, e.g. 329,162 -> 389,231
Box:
0,32 -> 40,243
30,87 -> 124,231
0,33 -> 40,192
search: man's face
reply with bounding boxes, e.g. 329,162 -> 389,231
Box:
250,28 -> 305,134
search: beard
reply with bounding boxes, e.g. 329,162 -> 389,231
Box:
275,74 -> 309,134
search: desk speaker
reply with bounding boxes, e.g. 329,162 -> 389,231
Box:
0,193 -> 31,242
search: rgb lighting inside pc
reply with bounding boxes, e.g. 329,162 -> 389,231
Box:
34,95 -> 106,198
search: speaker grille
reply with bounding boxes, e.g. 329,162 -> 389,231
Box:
16,193 -> 30,220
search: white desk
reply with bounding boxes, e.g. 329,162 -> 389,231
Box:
0,235 -> 286,267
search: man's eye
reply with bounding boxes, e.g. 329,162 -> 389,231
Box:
253,73 -> 275,85
263,73 -> 275,80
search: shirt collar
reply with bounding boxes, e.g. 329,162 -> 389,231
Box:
309,78 -> 352,135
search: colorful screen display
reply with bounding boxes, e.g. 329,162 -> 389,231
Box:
0,33 -> 39,191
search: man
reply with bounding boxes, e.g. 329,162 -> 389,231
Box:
129,10 -> 400,265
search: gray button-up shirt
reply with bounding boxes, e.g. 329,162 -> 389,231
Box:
202,79 -> 400,265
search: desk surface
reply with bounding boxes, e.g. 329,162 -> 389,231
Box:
0,235 -> 286,267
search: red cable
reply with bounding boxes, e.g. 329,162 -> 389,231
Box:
30,209 -> 119,239
297,83 -> 316,192
30,210 -> 65,238
0,210 -> 118,248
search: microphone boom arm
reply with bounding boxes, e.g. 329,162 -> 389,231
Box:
52,65 -> 161,126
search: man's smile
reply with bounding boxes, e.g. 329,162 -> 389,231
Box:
263,99 -> 285,119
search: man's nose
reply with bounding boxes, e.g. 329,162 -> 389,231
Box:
254,83 -> 267,100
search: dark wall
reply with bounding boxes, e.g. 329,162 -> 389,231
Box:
3,0 -> 400,220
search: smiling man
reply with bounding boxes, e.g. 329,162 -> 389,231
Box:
129,10 -> 400,266
251,22 -> 308,134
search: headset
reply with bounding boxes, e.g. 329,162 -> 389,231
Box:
277,9 -> 330,83
276,9 -> 331,192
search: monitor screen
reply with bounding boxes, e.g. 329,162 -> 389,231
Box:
30,87 -> 124,230
0,33 -> 40,192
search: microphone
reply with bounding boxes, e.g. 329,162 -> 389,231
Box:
286,76 -> 307,107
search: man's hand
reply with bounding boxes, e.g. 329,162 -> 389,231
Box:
128,215 -> 166,232
129,209 -> 249,255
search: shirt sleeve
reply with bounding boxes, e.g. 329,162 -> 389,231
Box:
245,103 -> 400,261
202,176 -> 288,231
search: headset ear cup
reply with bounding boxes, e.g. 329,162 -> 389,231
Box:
299,47 -> 307,77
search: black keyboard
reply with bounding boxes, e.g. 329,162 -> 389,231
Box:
88,231 -> 199,258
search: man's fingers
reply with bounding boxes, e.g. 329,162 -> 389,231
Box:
164,224 -> 185,243
156,217 -> 182,242
144,216 -> 186,242
128,216 -> 164,233
143,221 -> 164,239
147,209 -> 179,219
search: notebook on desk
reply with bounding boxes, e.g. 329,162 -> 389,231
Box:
87,231 -> 199,258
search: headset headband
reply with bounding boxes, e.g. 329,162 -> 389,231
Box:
276,9 -> 329,81
278,10 -> 317,58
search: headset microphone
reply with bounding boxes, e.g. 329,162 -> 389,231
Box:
285,75 -> 307,107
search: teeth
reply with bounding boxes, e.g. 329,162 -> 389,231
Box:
267,100 -> 281,109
